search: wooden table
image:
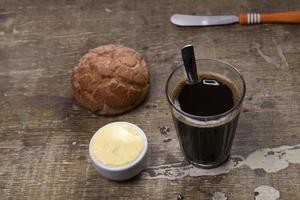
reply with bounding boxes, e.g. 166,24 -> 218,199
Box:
1,1 -> 299,199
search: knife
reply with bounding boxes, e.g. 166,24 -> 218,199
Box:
170,11 -> 300,26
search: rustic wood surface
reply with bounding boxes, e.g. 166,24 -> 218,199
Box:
1,0 -> 299,199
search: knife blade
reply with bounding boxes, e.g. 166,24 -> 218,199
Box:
170,11 -> 300,26
171,14 -> 239,26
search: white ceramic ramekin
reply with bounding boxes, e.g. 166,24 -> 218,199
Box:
89,122 -> 148,181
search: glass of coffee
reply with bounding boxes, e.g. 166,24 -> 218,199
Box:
166,59 -> 246,168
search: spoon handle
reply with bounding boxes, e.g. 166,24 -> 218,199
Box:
181,45 -> 198,84
239,11 -> 300,24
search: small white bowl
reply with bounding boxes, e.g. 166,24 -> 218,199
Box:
89,122 -> 148,181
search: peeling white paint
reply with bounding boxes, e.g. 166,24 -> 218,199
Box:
254,42 -> 278,68
253,41 -> 289,70
284,148 -> 300,164
12,28 -> 19,34
255,185 -> 280,200
245,145 -> 299,173
105,8 -> 112,13
273,39 -> 289,70
212,192 -> 227,200
142,144 -> 300,179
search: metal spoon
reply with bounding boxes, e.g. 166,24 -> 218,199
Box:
181,44 -> 198,84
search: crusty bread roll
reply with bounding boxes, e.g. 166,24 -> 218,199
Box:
71,44 -> 150,115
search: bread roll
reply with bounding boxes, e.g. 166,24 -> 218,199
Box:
71,44 -> 150,115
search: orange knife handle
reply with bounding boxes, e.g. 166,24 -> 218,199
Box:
239,11 -> 300,25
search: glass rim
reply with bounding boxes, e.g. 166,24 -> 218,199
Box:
165,58 -> 246,121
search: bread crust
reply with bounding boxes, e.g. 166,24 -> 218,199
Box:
71,44 -> 150,115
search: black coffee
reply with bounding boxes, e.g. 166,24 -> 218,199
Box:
172,73 -> 240,168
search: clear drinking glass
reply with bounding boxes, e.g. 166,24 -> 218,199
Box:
166,59 -> 246,168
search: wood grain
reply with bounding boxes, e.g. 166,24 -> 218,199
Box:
1,0 -> 299,199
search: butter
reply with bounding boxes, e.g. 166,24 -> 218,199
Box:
90,122 -> 145,167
